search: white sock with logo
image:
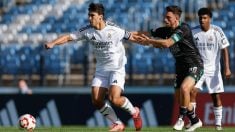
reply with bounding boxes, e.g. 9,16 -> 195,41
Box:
121,97 -> 136,115
214,106 -> 223,126
191,102 -> 196,113
99,103 -> 121,124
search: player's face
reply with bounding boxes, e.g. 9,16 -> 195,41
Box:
199,14 -> 211,30
88,12 -> 103,28
164,11 -> 178,28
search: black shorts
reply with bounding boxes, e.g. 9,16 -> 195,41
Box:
174,65 -> 204,89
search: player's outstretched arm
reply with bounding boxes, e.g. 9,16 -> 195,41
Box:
45,34 -> 73,49
129,31 -> 176,48
145,37 -> 174,48
129,32 -> 149,45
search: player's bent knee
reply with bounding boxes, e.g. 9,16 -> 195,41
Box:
109,96 -> 122,106
180,86 -> 191,94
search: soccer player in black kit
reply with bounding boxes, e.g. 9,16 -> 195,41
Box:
135,5 -> 203,131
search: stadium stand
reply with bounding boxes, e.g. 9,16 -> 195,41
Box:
0,0 -> 234,86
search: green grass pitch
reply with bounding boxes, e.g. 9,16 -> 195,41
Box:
1,126 -> 235,131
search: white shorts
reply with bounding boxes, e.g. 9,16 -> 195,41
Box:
195,72 -> 224,94
91,68 -> 125,90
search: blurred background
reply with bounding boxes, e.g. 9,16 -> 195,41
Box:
0,0 -> 234,128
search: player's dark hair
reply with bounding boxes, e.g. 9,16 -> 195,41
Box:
166,5 -> 182,18
88,3 -> 105,16
198,7 -> 212,18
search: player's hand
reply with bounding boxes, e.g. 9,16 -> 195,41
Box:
44,43 -> 54,49
224,69 -> 231,79
135,34 -> 150,45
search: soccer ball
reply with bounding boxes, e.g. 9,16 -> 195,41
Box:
19,114 -> 36,131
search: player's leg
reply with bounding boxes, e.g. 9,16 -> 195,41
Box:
191,73 -> 206,113
173,72 -> 186,130
189,88 -> 198,115
211,93 -> 223,130
108,70 -> 142,131
173,70 -> 199,130
108,85 -> 142,131
185,75 -> 204,129
180,77 -> 199,120
91,86 -> 121,124
181,76 -> 202,132
185,67 -> 204,131
185,88 -> 198,129
207,73 -> 224,130
91,75 -> 122,127
173,88 -> 186,130
174,77 -> 198,131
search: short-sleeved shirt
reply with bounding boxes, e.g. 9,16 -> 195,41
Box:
192,24 -> 230,75
150,22 -> 203,68
70,21 -> 131,71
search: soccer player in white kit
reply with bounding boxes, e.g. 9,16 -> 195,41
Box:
190,7 -> 231,131
45,3 -> 143,131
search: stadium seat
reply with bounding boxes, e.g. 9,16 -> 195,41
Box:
68,42 -> 87,65
18,45 -> 40,75
42,46 -> 69,75
0,45 -> 21,75
212,20 -> 227,29
0,14 -> 14,24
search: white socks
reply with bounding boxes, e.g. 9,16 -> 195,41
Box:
99,103 -> 121,124
191,103 -> 223,126
121,97 -> 136,115
99,98 -> 136,124
191,102 -> 196,113
214,106 -> 223,126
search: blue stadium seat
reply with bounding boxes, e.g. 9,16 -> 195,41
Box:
0,45 -> 20,75
7,5 -> 37,15
31,0 -> 57,5
18,45 -> 41,75
162,53 -> 175,74
68,43 -> 87,65
225,20 -> 235,30
42,46 -> 69,75
20,24 -> 51,34
212,20 -> 227,29
224,30 -> 234,40
152,52 -> 165,74
41,16 -> 57,25
132,54 -> 153,74
0,14 -> 14,24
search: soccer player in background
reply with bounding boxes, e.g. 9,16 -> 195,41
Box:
45,3 -> 143,131
134,5 -> 203,131
189,7 -> 231,131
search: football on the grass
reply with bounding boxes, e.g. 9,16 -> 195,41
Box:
19,114 -> 36,131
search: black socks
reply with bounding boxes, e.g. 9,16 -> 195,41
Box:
187,109 -> 199,124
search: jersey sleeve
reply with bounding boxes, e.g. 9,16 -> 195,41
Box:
171,24 -> 192,43
106,21 -> 131,40
123,30 -> 131,40
170,32 -> 182,43
69,25 -> 90,41
118,27 -> 131,40
150,27 -> 170,39
216,27 -> 230,49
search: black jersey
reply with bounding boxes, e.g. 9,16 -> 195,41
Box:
150,22 -> 203,67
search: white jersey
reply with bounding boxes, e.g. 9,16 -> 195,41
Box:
70,21 -> 130,71
192,25 -> 229,75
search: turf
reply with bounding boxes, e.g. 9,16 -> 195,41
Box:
1,126 -> 235,132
